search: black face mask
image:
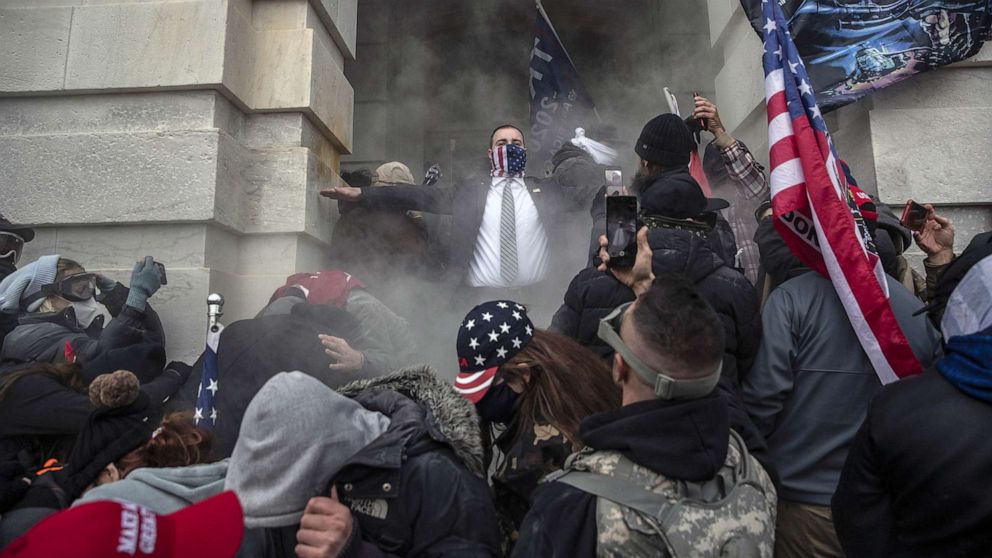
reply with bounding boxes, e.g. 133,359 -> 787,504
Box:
475,381 -> 520,424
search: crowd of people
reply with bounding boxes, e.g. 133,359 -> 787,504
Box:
0,95 -> 989,558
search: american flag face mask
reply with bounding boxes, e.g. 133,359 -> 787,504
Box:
490,144 -> 527,178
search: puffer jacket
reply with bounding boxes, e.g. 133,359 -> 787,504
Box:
550,227 -> 773,479
553,226 -> 761,385
329,367 -> 500,557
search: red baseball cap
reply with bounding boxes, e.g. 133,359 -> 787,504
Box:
849,185 -> 878,222
0,491 -> 244,558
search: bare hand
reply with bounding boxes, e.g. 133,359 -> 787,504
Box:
295,486 -> 353,558
598,227 -> 655,296
913,204 -> 955,265
692,95 -> 727,139
319,186 -> 362,201
320,335 -> 364,372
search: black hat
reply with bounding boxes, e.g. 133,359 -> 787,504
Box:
635,114 -> 696,168
454,300 -> 534,404
55,371 -> 157,500
0,213 -> 34,242
640,170 -> 729,220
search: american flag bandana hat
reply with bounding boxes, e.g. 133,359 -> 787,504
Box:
490,144 -> 527,178
454,300 -> 534,404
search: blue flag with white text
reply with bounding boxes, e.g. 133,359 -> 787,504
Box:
529,1 -> 598,176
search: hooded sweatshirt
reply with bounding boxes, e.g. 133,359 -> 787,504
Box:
225,371 -> 390,529
76,460 -> 229,514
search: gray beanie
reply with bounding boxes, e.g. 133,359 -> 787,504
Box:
225,371 -> 391,528
0,254 -> 60,313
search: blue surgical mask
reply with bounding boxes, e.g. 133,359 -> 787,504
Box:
475,381 -> 520,424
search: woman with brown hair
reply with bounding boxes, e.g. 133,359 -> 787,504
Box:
74,410 -> 219,513
453,300 -> 619,552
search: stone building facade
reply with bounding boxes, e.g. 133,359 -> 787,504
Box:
3,0 -> 356,361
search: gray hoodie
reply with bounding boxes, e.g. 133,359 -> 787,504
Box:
225,371 -> 391,528
75,459 -> 228,514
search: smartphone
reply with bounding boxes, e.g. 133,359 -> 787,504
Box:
693,91 -> 709,131
606,196 -> 638,268
154,261 -> 168,286
900,200 -> 928,232
605,166 -> 624,196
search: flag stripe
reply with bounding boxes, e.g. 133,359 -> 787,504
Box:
761,0 -> 922,384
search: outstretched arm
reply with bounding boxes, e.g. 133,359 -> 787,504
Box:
321,186 -> 454,215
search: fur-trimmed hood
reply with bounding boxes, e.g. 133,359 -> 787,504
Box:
337,365 -> 485,477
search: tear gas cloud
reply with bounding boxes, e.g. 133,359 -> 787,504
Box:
338,0 -> 720,378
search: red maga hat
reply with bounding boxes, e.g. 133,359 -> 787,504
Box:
0,491 -> 244,558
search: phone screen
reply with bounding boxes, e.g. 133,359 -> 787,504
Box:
606,196 -> 638,268
900,200 -> 928,232
605,167 -> 623,197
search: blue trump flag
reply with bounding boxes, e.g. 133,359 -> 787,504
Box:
529,1 -> 598,176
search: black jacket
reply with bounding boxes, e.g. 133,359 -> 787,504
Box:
549,227 -> 772,475
512,393 -> 731,557
327,389 -> 499,557
832,370 -> 992,557
586,167 -> 739,269
184,302 -> 384,458
358,173 -> 576,284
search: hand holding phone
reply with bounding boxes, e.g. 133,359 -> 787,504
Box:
900,200 -> 928,232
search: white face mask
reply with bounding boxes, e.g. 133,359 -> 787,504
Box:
71,297 -> 101,328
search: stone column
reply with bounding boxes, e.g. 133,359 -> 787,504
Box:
1,0 -> 356,362
707,0 -> 992,268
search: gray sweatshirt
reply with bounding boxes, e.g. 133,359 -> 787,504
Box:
742,273 -> 941,506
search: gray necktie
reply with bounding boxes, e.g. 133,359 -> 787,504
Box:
499,179 -> 518,283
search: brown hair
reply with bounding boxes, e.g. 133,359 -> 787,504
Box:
0,362 -> 86,403
498,330 -> 619,447
116,411 -> 214,477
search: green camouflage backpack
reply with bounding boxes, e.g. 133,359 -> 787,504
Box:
548,431 -> 776,558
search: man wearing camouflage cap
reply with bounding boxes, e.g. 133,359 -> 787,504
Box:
513,229 -> 777,557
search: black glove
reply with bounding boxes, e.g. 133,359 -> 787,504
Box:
0,460 -> 32,512
165,361 -> 193,385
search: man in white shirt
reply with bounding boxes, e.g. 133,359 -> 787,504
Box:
321,125 -> 573,300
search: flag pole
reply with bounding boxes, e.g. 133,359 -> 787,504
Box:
207,293 -> 224,333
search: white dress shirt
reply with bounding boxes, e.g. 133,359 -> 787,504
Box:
467,177 -> 550,288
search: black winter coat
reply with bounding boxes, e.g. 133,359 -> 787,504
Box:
553,226 -> 761,384
183,302 -> 384,458
832,370 -> 992,557
550,227 -> 773,476
333,389 -> 499,557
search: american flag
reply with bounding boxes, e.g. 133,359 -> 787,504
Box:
194,323 -> 223,428
761,0 -> 922,383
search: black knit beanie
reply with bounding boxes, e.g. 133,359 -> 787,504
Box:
635,114 -> 695,167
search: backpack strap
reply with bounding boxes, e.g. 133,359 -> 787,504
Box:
554,469 -> 675,522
